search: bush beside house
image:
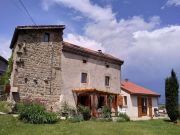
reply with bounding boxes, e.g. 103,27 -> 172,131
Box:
17,103 -> 58,124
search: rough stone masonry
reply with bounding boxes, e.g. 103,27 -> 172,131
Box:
9,26 -> 65,111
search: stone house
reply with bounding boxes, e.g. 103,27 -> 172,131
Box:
120,80 -> 160,120
9,25 -> 124,115
0,56 -> 8,77
0,55 -> 8,94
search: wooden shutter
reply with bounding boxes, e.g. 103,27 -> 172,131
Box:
148,97 -> 152,117
117,95 -> 123,106
137,96 -> 142,117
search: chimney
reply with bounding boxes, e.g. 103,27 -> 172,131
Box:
98,50 -> 102,53
125,78 -> 129,82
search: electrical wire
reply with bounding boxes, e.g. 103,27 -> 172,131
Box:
18,0 -> 36,25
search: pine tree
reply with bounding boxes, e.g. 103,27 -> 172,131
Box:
165,69 -> 179,122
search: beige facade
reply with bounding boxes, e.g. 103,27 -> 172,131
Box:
61,51 -> 121,108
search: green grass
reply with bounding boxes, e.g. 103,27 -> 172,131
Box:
0,115 -> 180,135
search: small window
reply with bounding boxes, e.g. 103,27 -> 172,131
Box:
83,59 -> 87,63
105,76 -> 110,86
44,33 -> 50,42
81,73 -> 88,83
124,96 -> 127,106
24,78 -> 28,83
106,64 -> 109,68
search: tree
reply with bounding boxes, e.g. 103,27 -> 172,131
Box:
165,69 -> 179,122
0,56 -> 13,85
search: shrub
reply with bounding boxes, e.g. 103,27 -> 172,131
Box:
68,115 -> 84,123
0,101 -> 13,113
102,105 -> 111,118
12,102 -> 23,113
60,102 -> 76,119
18,103 -> 58,124
78,105 -> 91,120
116,113 -> 130,122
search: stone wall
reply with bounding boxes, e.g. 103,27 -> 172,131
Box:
10,29 -> 63,111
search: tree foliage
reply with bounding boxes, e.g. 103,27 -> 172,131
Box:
165,69 -> 179,122
0,56 -> 13,85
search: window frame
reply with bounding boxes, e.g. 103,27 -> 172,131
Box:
105,76 -> 110,86
81,72 -> 88,83
43,33 -> 50,42
124,96 -> 127,106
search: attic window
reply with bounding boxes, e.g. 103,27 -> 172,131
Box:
44,33 -> 50,42
83,59 -> 87,63
106,64 -> 109,68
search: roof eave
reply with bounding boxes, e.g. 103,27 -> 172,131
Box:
0,56 -> 8,64
121,87 -> 160,97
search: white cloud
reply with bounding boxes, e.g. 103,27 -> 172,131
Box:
126,26 -> 180,80
0,38 -> 11,60
65,33 -> 104,52
166,0 -> 180,6
162,0 -> 180,9
42,0 -> 115,22
72,15 -> 84,21
42,0 -> 180,91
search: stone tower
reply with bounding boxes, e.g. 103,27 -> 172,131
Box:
9,25 -> 65,111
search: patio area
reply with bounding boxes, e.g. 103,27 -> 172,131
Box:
72,88 -> 123,117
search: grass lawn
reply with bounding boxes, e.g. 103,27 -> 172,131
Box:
0,115 -> 179,135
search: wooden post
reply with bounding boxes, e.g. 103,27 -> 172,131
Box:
92,94 -> 96,117
105,95 -> 108,106
115,95 -> 118,115
88,95 -> 91,110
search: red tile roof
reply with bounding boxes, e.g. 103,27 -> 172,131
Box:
121,80 -> 160,96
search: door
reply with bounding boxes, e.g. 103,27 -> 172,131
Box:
138,96 -> 148,117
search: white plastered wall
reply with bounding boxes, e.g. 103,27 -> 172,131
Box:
119,89 -> 159,119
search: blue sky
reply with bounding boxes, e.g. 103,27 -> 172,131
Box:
0,0 -> 180,103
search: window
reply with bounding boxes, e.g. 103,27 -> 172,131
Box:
106,64 -> 109,68
83,59 -> 87,63
105,76 -> 110,86
81,73 -> 87,83
44,33 -> 50,42
124,96 -> 127,106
